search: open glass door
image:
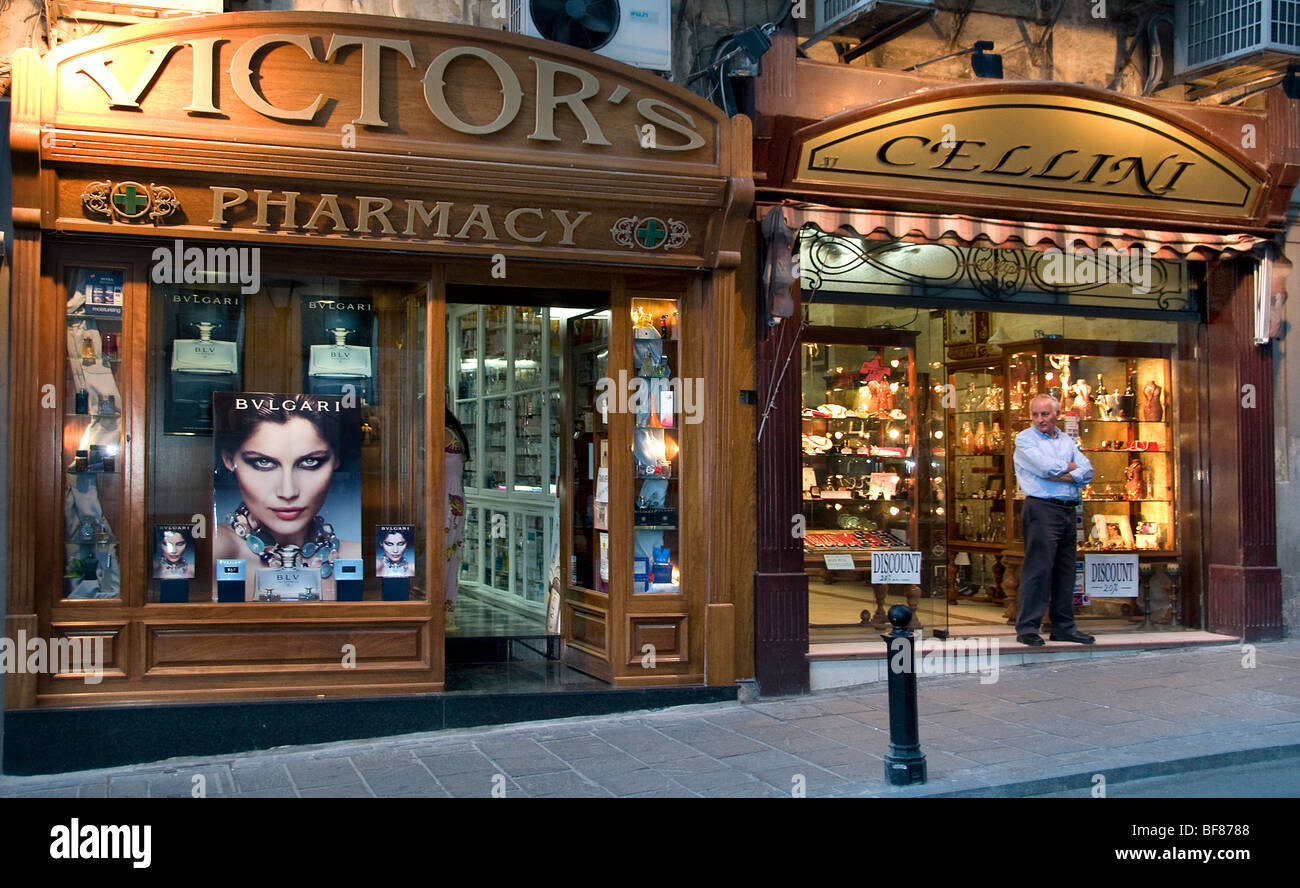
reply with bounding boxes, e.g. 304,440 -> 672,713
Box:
561,308 -> 613,679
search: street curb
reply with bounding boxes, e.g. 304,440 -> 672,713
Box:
874,742 -> 1300,798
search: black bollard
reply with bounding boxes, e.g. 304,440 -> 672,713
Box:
882,604 -> 927,786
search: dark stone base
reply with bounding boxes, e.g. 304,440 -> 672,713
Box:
2,684 -> 738,776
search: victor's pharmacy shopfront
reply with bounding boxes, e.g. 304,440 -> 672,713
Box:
3,12 -> 755,769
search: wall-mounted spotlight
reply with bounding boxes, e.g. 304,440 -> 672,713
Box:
970,41 -> 1003,79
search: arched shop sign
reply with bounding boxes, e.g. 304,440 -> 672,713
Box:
785,85 -> 1269,229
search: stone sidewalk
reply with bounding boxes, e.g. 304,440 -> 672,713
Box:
2,639 -> 1298,798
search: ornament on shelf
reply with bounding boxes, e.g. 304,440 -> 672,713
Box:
1141,379 -> 1163,422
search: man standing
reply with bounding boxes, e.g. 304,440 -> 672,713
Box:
1013,394 -> 1095,646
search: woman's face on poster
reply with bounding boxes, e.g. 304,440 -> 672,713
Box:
223,416 -> 340,542
383,533 -> 408,561
161,531 -> 187,563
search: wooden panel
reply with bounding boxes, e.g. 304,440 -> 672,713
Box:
3,615 -> 40,710
1204,258 -> 1282,637
705,603 -> 734,686
1208,565 -> 1283,641
145,620 -> 426,672
626,613 -> 687,667
607,278 -> 633,673
755,571 -> 811,695
47,625 -> 126,682
427,266 -> 445,685
566,604 -> 608,657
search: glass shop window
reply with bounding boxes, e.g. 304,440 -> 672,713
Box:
143,272 -> 427,603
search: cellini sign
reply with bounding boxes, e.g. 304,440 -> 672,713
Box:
792,91 -> 1263,219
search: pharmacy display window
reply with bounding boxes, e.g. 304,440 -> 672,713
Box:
128,266 -> 429,605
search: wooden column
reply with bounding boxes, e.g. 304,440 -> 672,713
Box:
5,49 -> 43,709
753,265 -> 809,695
1204,258 -> 1283,640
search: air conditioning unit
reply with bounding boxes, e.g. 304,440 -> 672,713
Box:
804,0 -> 936,54
1175,0 -> 1300,77
508,0 -> 671,72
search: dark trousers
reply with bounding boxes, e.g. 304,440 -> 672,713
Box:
1016,497 -> 1079,636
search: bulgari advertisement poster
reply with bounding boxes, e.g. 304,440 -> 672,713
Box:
301,292 -> 376,406
211,392 -> 362,600
375,524 -> 416,578
152,523 -> 197,579
162,290 -> 245,435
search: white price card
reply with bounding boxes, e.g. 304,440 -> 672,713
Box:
1084,553 -> 1138,597
871,551 -> 922,584
822,554 -> 856,571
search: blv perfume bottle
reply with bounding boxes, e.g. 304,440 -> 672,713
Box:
170,321 -> 239,415
308,326 -> 372,403
254,547 -> 323,601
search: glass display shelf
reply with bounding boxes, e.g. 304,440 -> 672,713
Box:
63,267 -> 125,601
631,296 -> 682,596
944,339 -> 1176,560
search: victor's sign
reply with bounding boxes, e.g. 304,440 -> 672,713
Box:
35,13 -> 721,166
17,13 -> 746,266
791,90 -> 1263,219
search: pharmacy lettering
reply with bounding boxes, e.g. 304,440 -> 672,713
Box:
210,189 -> 593,245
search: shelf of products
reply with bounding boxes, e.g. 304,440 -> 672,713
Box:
944,340 -> 1177,598
631,297 -> 681,595
800,336 -> 919,571
449,304 -> 563,614
63,268 -> 126,600
568,308 -> 610,593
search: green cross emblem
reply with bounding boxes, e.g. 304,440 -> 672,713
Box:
113,184 -> 149,215
635,218 -> 667,249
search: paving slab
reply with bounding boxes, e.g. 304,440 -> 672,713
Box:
4,638 -> 1299,799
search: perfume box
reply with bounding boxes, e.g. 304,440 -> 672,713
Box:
335,558 -> 364,601
215,559 -> 245,603
381,576 -> 410,602
159,579 -> 189,603
255,565 -> 323,601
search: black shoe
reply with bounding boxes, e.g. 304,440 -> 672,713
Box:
1049,631 -> 1095,644
1017,633 -> 1045,646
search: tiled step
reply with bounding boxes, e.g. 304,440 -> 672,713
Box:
808,631 -> 1239,690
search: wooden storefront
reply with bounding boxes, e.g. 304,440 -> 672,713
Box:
747,35 -> 1299,695
5,12 -> 756,708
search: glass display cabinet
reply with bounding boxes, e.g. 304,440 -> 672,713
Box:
945,338 -> 1177,614
449,304 -> 563,617
1004,340 -> 1176,556
801,328 -> 941,629
566,308 -> 611,596
64,267 -> 127,601
561,290 -> 700,683
945,357 -> 1009,603
630,297 -> 682,596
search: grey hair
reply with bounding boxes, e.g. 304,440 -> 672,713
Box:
1028,393 -> 1060,411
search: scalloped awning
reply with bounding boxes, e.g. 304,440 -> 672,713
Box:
767,200 -> 1272,261
762,199 -> 1290,339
